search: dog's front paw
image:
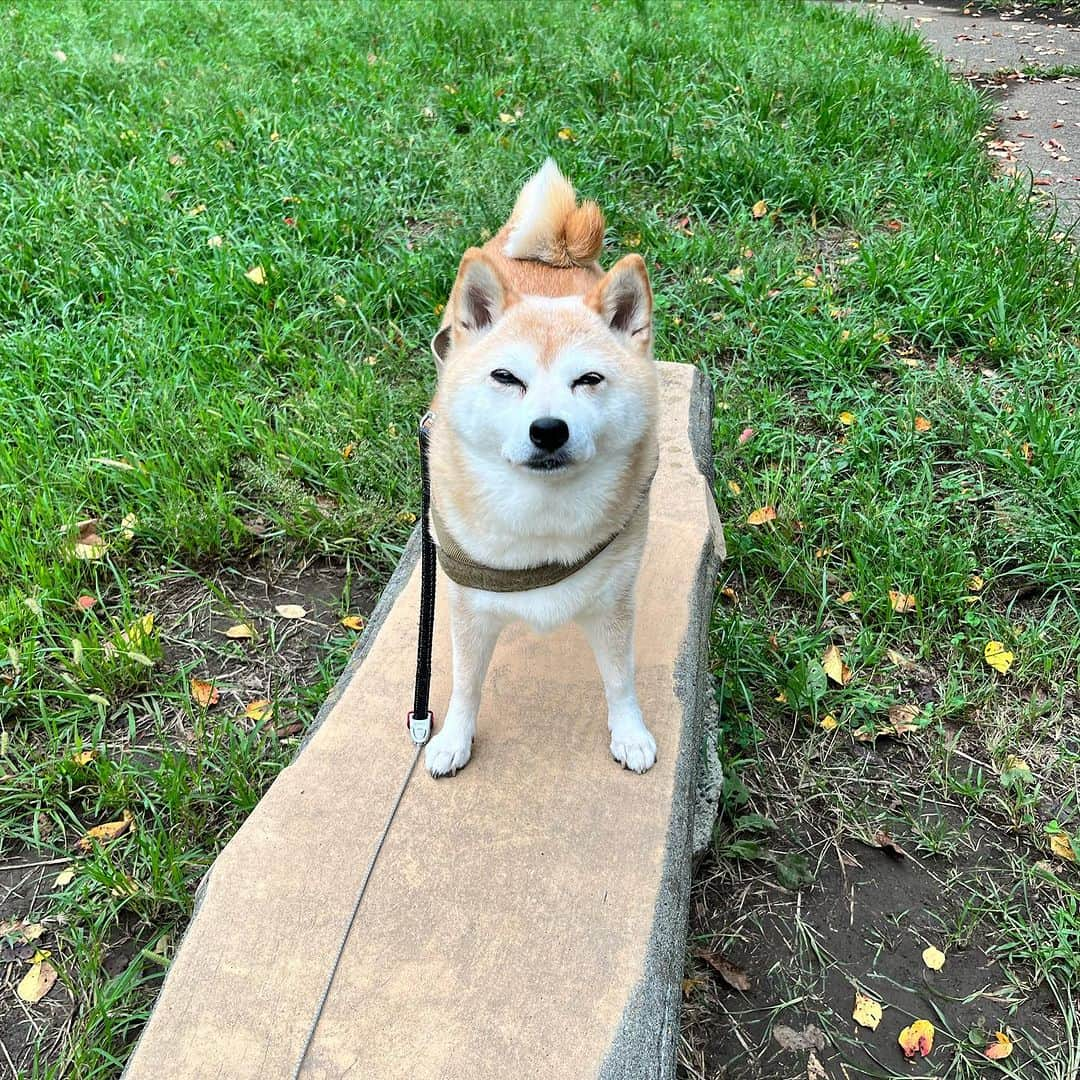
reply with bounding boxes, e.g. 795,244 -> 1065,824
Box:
610,720 -> 657,774
425,726 -> 473,778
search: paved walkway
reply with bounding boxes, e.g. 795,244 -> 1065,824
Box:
842,1 -> 1080,223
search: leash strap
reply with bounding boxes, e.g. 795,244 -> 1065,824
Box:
291,414 -> 437,1077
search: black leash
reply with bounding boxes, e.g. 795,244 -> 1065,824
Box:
292,413 -> 436,1077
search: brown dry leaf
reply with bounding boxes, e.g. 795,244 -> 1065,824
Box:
274,604 -> 307,620
244,699 -> 274,723
852,991 -> 882,1030
884,218 -> 903,232
746,506 -> 777,526
75,810 -> 133,852
17,953 -> 58,1004
922,945 -> 946,971
886,703 -> 921,734
888,590 -> 917,614
223,623 -> 254,640
695,948 -> 751,991
822,645 -> 851,686
245,265 -> 267,285
984,1031 -> 1014,1060
914,415 -> 932,433
168,153 -> 185,167
720,587 -> 738,605
898,1019 -> 935,1058
275,721 -> 304,738
871,829 -> 910,859
190,678 -> 220,708
885,648 -> 917,670
1050,831 -> 1076,862
751,199 -> 768,219
341,615 -> 365,631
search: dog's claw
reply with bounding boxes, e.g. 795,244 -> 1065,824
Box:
425,729 -> 473,778
610,726 -> 657,774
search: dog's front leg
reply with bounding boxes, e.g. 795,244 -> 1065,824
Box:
578,597 -> 656,774
425,588 -> 502,777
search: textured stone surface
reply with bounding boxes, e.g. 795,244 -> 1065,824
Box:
123,361 -> 722,1080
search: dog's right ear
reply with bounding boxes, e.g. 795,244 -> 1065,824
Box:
448,249 -> 518,352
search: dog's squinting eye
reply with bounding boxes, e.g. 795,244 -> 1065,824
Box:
490,368 -> 525,389
573,372 -> 605,388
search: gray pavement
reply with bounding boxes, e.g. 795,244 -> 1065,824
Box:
841,1 -> 1080,223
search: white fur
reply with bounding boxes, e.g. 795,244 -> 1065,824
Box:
502,158 -> 577,262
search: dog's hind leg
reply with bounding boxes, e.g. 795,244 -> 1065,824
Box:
578,598 -> 656,774
425,592 -> 503,778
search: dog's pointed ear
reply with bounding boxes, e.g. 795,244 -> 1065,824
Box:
430,325 -> 451,372
585,254 -> 652,356
449,249 -> 518,349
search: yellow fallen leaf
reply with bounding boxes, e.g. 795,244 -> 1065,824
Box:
984,640 -> 1015,674
341,442 -> 356,460
244,699 -> 274,722
557,127 -> 574,141
71,749 -> 96,766
968,574 -> 985,592
498,112 -> 516,124
73,530 -> 108,561
17,954 -> 58,1004
720,587 -> 738,605
837,590 -> 855,604
746,506 -> 777,526
0,920 -> 45,943
120,512 -> 137,541
838,411 -> 855,426
726,266 -> 744,283
914,415 -> 932,433
1050,831 -> 1076,862
984,1031 -> 1014,1060
727,480 -> 742,495
190,678 -> 220,708
822,645 -> 851,686
224,623 -> 254,640
245,265 -> 266,285
53,867 -> 76,888
852,991 -> 882,1030
274,604 -> 307,620
888,590 -> 917,614
922,945 -> 946,971
186,202 -> 207,217
76,810 -> 133,852
801,276 -> 817,288
341,615 -> 365,631
898,1019 -> 935,1058
751,199 -> 768,219
774,691 -> 787,703
820,714 -> 838,731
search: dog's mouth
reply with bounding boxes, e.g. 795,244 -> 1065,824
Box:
523,451 -> 574,473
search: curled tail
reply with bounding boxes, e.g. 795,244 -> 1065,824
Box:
502,158 -> 605,268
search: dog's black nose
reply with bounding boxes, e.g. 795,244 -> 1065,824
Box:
529,417 -> 570,452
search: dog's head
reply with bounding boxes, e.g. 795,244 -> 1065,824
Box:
433,249 -> 657,478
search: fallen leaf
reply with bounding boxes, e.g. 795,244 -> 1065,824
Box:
984,1031 -> 1014,1060
898,1019 -> 935,1058
186,202 -> 207,217
245,265 -> 267,285
746,506 -> 777,526
1002,754 -> 1031,776
75,594 -> 97,611
922,945 -> 946,971
695,948 -> 751,991
726,266 -> 744,283
751,199 -> 768,219
773,1024 -> 826,1052
822,645 -> 851,686
871,829 -> 910,859
71,750 -> 96,766
852,991 -> 882,1030
838,411 -> 855,426
884,218 -> 903,232
886,648 -> 916,670
727,480 -> 741,495
498,112 -> 516,124
914,415 -> 932,433
119,512 -> 137,540
274,604 -> 307,620
244,699 -> 274,722
984,640 -> 1015,674
207,234 -> 224,248
820,714 -> 838,732
341,442 -> 356,460
837,590 -> 855,604
190,678 -> 220,708
807,1051 -> 827,1080
886,703 -> 921,733
1050,831 -> 1076,862
168,153 -> 185,167
341,615 -> 365,631
888,590 -> 917,614
557,127 -> 574,141
71,518 -> 108,561
275,721 -> 304,738
17,954 -> 58,1004
75,810 -> 133,852
738,426 -> 754,445
0,921 -> 45,943
53,867 -> 76,888
224,623 -> 254,640
968,574 -> 985,592
720,587 -> 738,604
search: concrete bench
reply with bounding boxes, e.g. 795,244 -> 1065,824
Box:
123,361 -> 723,1080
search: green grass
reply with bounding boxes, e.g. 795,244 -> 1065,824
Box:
0,0 -> 1078,1076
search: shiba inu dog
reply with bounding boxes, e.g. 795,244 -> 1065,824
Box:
425,159 -> 659,778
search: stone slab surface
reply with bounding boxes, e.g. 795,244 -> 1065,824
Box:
123,361 -> 723,1080
840,0 -> 1080,222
